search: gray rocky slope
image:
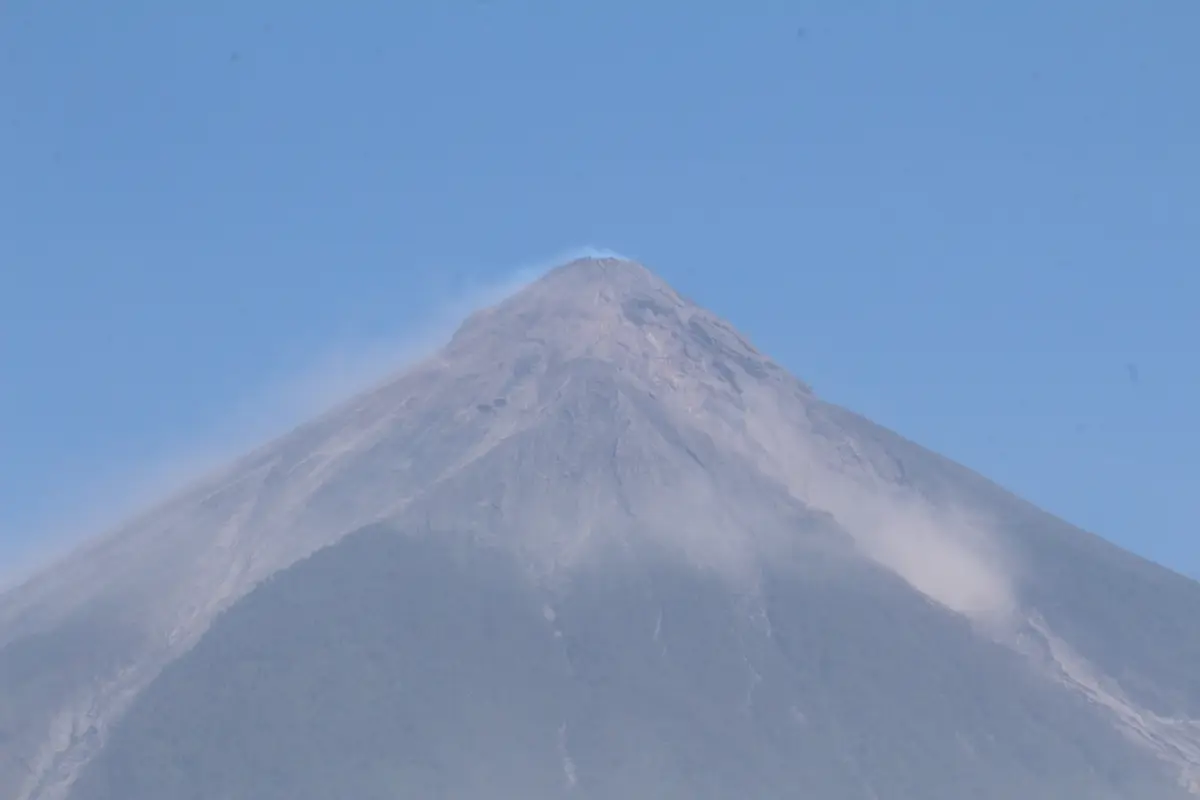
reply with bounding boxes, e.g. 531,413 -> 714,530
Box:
2,257 -> 1199,799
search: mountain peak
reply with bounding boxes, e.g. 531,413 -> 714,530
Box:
443,255 -> 801,398
524,255 -> 684,314
540,255 -> 667,295
463,256 -> 681,324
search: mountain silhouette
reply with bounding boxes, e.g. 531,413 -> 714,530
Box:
2,257 -> 1199,799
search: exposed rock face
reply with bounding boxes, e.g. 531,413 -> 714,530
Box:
2,258 -> 1199,799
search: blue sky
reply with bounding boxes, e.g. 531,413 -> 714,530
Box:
2,0 -> 1197,579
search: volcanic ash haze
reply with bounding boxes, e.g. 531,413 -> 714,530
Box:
3,257 -> 1200,800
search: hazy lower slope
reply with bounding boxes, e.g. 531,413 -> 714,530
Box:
68,527 -> 1181,800
2,257 -> 1199,799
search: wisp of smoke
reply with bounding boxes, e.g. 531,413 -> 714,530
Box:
0,247 -> 623,595
787,471 -> 1019,626
840,491 -> 1019,626
736,391 -> 1020,626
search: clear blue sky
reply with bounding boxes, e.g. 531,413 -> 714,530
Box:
2,1 -> 1197,578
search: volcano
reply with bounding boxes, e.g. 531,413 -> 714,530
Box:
2,257 -> 1199,799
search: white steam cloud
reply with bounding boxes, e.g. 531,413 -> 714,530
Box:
788,463 -> 1020,626
830,488 -> 1018,625
734,389 -> 1021,626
